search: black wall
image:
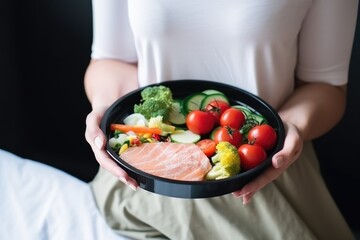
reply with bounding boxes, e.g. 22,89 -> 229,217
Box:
313,17 -> 360,230
1,0 -> 359,233
0,0 -> 98,182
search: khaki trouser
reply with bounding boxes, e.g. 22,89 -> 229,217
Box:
90,142 -> 354,240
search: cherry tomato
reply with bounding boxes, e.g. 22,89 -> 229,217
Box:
186,110 -> 215,135
196,139 -> 216,157
213,126 -> 242,148
238,144 -> 267,171
204,100 -> 230,125
220,108 -> 246,129
247,124 -> 277,151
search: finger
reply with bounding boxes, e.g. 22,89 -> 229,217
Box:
92,145 -> 139,190
273,123 -> 303,169
242,192 -> 255,205
85,111 -> 105,149
233,166 -> 282,198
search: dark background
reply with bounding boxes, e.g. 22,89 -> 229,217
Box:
0,0 -> 98,181
1,0 -> 359,234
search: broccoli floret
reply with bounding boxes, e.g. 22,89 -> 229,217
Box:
141,85 -> 173,103
134,98 -> 170,119
206,142 -> 241,180
134,86 -> 174,120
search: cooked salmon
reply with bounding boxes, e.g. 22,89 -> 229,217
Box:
120,142 -> 212,181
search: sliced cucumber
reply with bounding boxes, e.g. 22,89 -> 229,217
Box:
200,93 -> 230,109
168,99 -> 186,125
202,89 -> 225,95
170,130 -> 201,143
247,113 -> 268,125
232,104 -> 267,124
231,105 -> 253,118
182,92 -> 206,114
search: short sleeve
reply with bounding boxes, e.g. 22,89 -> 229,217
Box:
296,0 -> 358,85
91,0 -> 137,62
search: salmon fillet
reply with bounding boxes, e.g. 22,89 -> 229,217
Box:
120,142 -> 212,181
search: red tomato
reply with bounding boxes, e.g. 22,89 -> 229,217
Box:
196,139 -> 216,157
213,126 -> 242,148
204,100 -> 230,124
247,124 -> 277,151
238,144 -> 267,171
186,110 -> 215,135
220,108 -> 246,129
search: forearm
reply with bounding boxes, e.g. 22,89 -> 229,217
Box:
278,81 -> 347,141
84,59 -> 138,110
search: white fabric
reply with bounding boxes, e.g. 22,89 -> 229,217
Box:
0,149 -> 129,240
90,0 -> 358,109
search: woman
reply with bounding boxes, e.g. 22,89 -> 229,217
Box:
84,1 -> 358,239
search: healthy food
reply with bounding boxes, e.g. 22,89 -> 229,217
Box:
168,99 -> 186,125
238,143 -> 267,171
220,108 -> 245,129
120,142 -> 212,181
205,142 -> 241,180
204,100 -> 230,125
170,130 -> 201,143
196,139 -> 216,157
247,124 -> 277,151
147,116 -> 176,135
109,85 -> 278,181
186,110 -> 215,135
110,124 -> 162,135
134,85 -> 174,120
212,126 -> 243,148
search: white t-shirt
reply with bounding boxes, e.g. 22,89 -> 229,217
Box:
91,0 -> 357,109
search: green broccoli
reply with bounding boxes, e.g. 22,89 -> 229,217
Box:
205,141 -> 241,180
140,85 -> 173,102
134,85 -> 174,120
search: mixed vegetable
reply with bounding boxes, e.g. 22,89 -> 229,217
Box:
205,142 -> 241,180
109,85 -> 278,180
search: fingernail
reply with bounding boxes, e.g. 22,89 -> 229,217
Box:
236,194 -> 245,199
129,185 -> 137,191
118,176 -> 128,184
119,177 -> 137,191
243,197 -> 252,205
233,191 -> 247,198
94,136 -> 103,150
275,156 -> 284,168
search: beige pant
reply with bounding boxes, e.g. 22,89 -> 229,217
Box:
90,142 -> 354,240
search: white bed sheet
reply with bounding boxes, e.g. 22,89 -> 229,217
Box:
0,149 -> 129,240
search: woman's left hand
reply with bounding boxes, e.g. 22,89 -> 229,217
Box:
232,121 -> 303,204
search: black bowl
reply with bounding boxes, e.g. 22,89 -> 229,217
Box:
101,79 -> 285,198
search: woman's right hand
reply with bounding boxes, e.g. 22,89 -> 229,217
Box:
85,106 -> 138,191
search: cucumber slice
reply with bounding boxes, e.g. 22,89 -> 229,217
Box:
232,105 -> 267,123
200,94 -> 230,109
231,105 -> 253,118
168,99 -> 186,125
170,130 -> 201,143
247,113 -> 268,125
182,92 -> 206,114
202,89 -> 225,95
